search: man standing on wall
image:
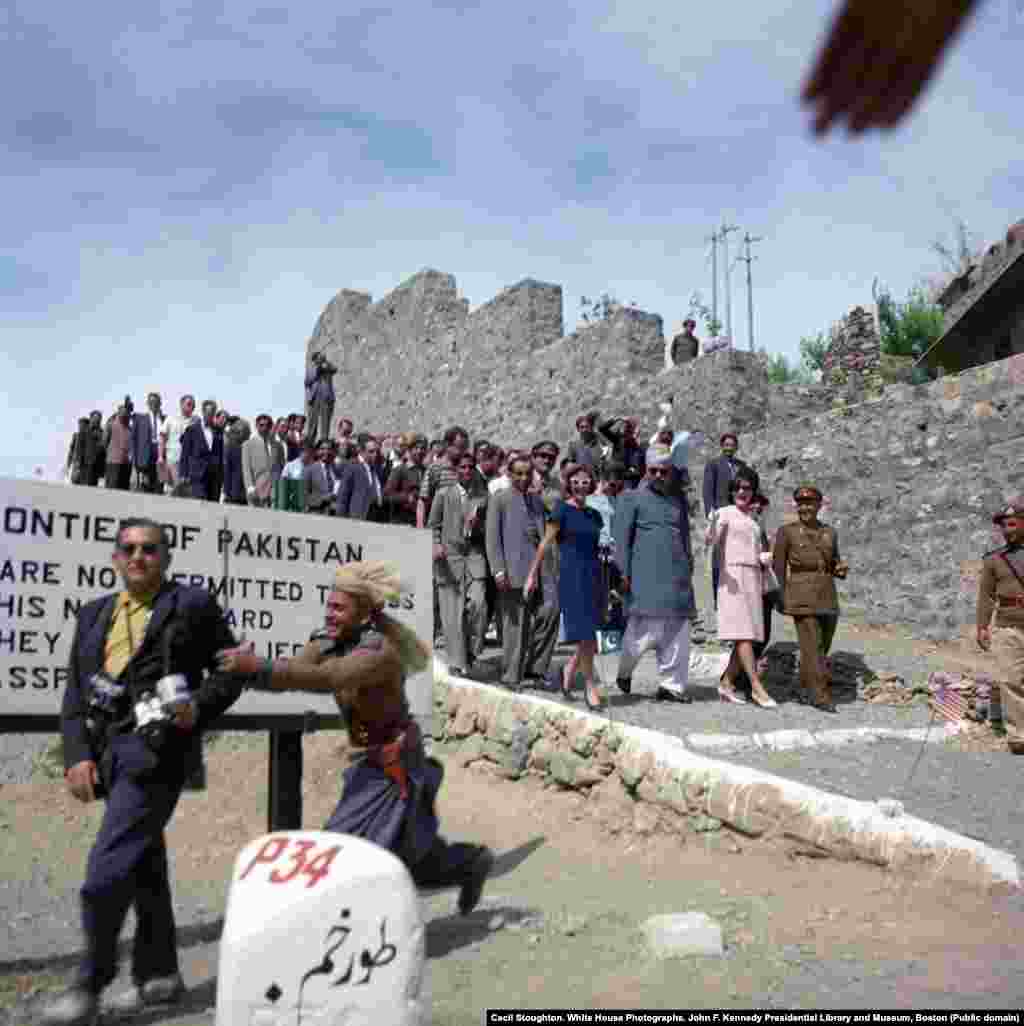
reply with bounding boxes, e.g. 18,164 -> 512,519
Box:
242,413 -> 286,508
977,497 -> 1024,754
132,393 -> 166,494
305,350 -> 338,445
670,319 -> 700,366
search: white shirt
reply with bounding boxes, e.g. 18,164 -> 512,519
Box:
282,457 -> 306,481
161,414 -> 195,463
489,474 -> 510,495
202,424 -> 214,451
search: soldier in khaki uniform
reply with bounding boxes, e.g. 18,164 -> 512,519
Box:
772,484 -> 848,712
976,496 -> 1024,754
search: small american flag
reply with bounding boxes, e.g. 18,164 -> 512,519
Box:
930,685 -> 969,724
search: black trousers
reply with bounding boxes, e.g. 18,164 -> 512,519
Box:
79,735 -> 185,993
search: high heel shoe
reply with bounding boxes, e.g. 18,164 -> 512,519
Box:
561,665 -> 576,700
717,683 -> 747,705
584,681 -> 604,711
750,690 -> 777,709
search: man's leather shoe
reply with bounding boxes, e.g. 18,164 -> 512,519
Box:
656,687 -> 692,703
458,846 -> 494,916
106,974 -> 185,1015
615,676 -> 632,695
41,986 -> 99,1026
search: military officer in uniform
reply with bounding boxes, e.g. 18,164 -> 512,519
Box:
977,496 -> 1024,754
772,484 -> 848,712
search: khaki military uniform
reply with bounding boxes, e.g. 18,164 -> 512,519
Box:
773,520 -> 841,705
977,544 -> 1024,745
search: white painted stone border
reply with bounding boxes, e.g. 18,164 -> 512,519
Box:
434,660 -> 1019,891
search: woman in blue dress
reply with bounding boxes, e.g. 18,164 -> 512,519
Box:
526,463 -> 604,710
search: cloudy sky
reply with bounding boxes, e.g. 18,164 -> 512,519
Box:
3,0 -> 1023,480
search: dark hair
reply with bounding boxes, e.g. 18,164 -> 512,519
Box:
601,461 -> 626,481
532,440 -> 560,456
728,469 -> 759,502
562,462 -> 596,497
474,438 -> 491,456
444,425 -> 469,447
720,432 -> 738,446
302,440 -> 317,452
456,451 -> 476,466
356,432 -> 377,449
180,394 -> 195,405
430,438 -> 444,449
115,517 -> 170,554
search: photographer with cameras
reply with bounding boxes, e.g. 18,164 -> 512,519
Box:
305,349 -> 338,446
44,518 -> 249,1026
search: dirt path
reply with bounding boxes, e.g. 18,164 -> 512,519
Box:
3,737 -> 1023,1023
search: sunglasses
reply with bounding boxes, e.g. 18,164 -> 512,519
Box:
735,485 -> 754,493
648,467 -> 672,478
116,542 -> 161,557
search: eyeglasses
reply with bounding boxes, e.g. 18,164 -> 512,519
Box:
116,542 -> 161,557
734,485 -> 754,493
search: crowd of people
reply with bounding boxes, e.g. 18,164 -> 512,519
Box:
64,391 -> 853,714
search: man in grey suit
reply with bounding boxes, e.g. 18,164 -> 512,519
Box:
131,393 -> 166,494
303,440 -> 338,514
305,350 -> 338,445
429,452 -> 489,675
485,454 -> 559,691
242,413 -> 286,507
336,434 -> 384,521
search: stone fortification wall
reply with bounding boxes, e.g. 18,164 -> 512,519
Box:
709,353 -> 1024,640
305,271 -> 1024,638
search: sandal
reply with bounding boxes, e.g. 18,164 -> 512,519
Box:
584,681 -> 604,711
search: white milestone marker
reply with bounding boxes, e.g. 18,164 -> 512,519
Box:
216,831 -> 426,1026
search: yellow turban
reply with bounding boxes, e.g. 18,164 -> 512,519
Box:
332,561 -> 431,674
333,561 -> 403,609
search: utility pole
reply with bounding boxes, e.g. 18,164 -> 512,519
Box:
707,229 -> 720,333
739,231 -> 764,352
719,222 -> 739,342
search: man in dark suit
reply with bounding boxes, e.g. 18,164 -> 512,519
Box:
336,433 -> 384,521
304,440 -> 338,514
484,454 -> 559,690
42,518 -> 247,1026
131,393 -> 166,494
702,432 -> 755,610
177,400 -> 224,502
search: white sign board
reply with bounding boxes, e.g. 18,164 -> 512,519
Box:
216,831 -> 426,1026
0,477 -> 433,725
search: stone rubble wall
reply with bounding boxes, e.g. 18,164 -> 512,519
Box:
820,305 -> 883,399
434,671 -> 1018,891
698,352 -> 1024,640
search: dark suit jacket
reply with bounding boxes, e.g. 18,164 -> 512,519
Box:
131,412 -> 165,468
303,461 -> 337,513
178,421 -> 224,496
702,455 -> 753,515
336,460 -> 382,520
60,582 -> 245,772
223,444 -> 247,504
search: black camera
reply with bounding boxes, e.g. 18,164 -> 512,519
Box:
123,394 -> 134,416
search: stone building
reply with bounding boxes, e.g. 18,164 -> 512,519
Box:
303,268 -> 1024,639
919,219 -> 1024,374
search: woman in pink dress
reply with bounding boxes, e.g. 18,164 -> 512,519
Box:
706,470 -> 777,708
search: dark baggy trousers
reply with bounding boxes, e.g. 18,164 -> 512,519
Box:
793,613 -> 839,701
79,735 -> 185,993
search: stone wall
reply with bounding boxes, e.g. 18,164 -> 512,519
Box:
820,306 -> 883,398
434,672 -> 1016,890
304,271 -> 1024,639
712,352 -> 1024,639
